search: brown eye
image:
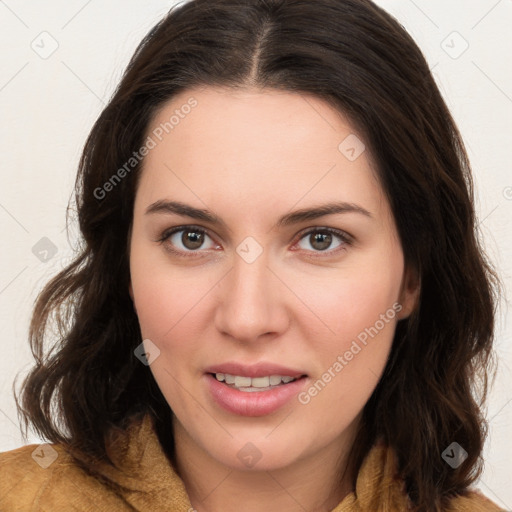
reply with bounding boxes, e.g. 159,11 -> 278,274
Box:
158,226 -> 217,255
180,229 -> 205,250
295,227 -> 352,255
309,232 -> 333,251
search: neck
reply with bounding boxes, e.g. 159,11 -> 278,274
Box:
173,417 -> 360,512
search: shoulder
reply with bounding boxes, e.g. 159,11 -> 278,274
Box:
0,442 -> 129,512
446,488 -> 507,512
0,442 -> 60,510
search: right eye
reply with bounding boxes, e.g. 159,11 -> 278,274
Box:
157,225 -> 220,257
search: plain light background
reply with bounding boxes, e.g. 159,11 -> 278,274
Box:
0,0 -> 510,508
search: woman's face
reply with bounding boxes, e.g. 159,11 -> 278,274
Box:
129,86 -> 418,471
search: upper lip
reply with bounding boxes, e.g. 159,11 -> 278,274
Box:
204,361 -> 307,379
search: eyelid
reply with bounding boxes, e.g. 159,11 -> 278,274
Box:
156,224 -> 353,257
291,226 -> 353,257
294,226 -> 353,244
156,224 -> 220,256
156,224 -> 214,242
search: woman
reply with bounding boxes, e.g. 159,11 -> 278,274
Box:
0,0 -> 505,510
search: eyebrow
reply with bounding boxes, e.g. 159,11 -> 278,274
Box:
145,199 -> 373,228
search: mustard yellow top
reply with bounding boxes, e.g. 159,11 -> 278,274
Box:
0,413 -> 505,511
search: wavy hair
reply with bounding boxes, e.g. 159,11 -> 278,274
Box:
14,1 -> 501,510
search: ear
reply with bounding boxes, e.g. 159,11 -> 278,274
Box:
396,265 -> 420,320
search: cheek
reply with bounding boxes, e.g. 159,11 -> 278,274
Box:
129,253 -> 207,412
130,242 -> 213,341
295,256 -> 403,424
333,274 -> 400,340
294,256 -> 403,347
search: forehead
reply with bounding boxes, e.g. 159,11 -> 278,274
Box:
137,86 -> 387,224
146,85 -> 361,161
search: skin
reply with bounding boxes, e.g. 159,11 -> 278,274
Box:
129,85 -> 419,512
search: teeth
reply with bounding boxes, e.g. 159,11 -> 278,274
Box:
214,373 -> 299,388
234,376 -> 252,387
224,374 -> 235,384
252,376 -> 270,387
269,375 -> 282,385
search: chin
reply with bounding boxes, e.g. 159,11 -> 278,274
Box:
206,433 -> 312,472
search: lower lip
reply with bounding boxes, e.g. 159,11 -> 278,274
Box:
205,373 -> 308,417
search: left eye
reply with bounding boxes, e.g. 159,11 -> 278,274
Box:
295,227 -> 351,253
157,226 -> 351,257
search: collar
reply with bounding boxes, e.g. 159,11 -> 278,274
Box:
68,413 -> 500,512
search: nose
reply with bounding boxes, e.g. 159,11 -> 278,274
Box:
213,248 -> 289,344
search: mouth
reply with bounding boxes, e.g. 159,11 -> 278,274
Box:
204,364 -> 310,416
203,361 -> 309,416
207,372 -> 308,392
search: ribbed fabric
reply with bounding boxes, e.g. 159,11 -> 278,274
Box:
0,413 -> 505,511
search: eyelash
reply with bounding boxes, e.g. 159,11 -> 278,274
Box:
156,224 -> 353,259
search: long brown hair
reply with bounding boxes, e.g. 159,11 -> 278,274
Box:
14,1 -> 501,510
